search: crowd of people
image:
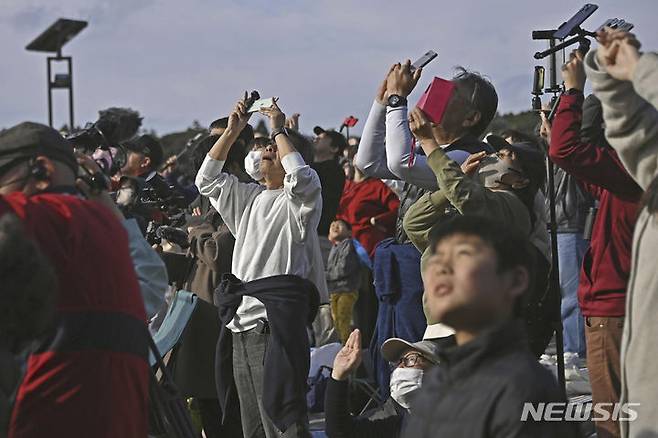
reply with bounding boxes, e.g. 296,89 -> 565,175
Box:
0,26 -> 657,438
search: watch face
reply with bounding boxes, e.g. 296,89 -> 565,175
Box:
389,95 -> 400,106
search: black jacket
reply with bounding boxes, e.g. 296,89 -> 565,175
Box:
312,159 -> 346,237
214,274 -> 320,433
403,319 -> 580,438
326,239 -> 361,293
325,378 -> 405,438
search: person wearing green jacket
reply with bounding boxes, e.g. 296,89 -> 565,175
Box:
404,107 -> 549,355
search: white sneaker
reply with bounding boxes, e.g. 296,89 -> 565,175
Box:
539,354 -> 557,367
564,353 -> 588,382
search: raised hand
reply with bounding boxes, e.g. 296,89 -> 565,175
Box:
259,98 -> 286,131
539,111 -> 552,144
285,113 -> 300,132
376,63 -> 397,104
331,329 -> 362,381
561,50 -> 586,91
596,28 -> 642,81
227,92 -> 253,134
74,152 -> 122,219
386,60 -> 423,98
461,151 -> 487,176
408,107 -> 434,142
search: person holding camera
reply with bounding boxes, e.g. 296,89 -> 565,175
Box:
0,122 -> 153,438
196,95 -> 327,438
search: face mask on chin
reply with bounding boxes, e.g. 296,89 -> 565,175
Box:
389,367 -> 424,410
244,150 -> 263,181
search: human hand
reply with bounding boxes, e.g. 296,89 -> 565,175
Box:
386,60 -> 422,98
540,111 -> 552,144
561,50 -> 586,91
331,329 -> 362,381
259,98 -> 286,131
376,64 -> 397,104
285,113 -> 300,131
408,107 -> 434,142
596,28 -> 642,81
461,151 -> 487,176
226,92 -> 253,135
75,152 -> 122,220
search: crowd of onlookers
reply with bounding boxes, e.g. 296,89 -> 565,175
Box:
0,26 -> 657,438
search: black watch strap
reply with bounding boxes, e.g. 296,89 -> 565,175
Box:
270,127 -> 288,141
387,94 -> 408,108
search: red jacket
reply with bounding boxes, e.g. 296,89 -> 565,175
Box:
1,191 -> 149,438
336,179 -> 400,257
549,93 -> 642,317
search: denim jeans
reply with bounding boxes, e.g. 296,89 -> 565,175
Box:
232,328 -> 311,438
557,232 -> 589,356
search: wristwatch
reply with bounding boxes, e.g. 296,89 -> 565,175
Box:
270,127 -> 289,141
387,94 -> 408,108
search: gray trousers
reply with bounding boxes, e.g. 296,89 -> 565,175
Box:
232,328 -> 311,438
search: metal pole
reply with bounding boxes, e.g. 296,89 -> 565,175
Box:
546,37 -> 566,395
47,58 -> 53,127
547,158 -> 566,394
67,56 -> 74,130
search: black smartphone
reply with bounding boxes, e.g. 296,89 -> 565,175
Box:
532,66 -> 545,95
553,4 -> 599,39
410,50 -> 438,72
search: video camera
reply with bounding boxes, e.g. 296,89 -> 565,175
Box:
67,107 -> 142,175
115,173 -> 189,244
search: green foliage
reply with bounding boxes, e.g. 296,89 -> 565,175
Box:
488,110 -> 541,136
159,128 -> 205,158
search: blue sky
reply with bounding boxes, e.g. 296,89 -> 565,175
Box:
2,0 -> 657,136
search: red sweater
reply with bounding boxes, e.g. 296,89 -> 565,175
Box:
1,191 -> 149,438
549,93 -> 642,317
336,179 -> 400,257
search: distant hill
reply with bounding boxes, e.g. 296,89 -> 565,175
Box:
159,128 -> 205,158
148,110 -> 543,159
489,110 -> 541,137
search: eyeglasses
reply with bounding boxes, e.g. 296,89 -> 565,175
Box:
393,352 -> 427,368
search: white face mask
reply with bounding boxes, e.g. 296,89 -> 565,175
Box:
389,367 -> 424,410
244,150 -> 263,181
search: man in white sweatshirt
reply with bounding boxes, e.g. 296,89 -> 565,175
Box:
196,96 -> 327,438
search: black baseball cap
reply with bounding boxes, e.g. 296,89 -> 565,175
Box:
123,134 -> 164,169
0,122 -> 77,176
313,126 -> 348,155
